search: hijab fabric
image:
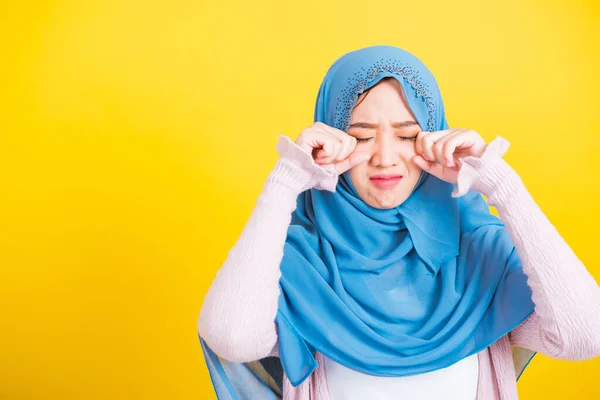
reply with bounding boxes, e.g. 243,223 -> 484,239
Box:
274,45 -> 535,386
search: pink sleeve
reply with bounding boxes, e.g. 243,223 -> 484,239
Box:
197,135 -> 337,362
453,136 -> 600,360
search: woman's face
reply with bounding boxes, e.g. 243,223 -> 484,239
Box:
347,78 -> 423,209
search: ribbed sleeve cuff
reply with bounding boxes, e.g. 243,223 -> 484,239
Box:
269,135 -> 339,193
451,136 -> 524,205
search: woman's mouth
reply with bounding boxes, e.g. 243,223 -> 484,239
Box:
369,175 -> 403,189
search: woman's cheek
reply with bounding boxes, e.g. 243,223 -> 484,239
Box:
349,165 -> 366,190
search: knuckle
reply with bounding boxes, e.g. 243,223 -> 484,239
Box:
326,138 -> 336,151
300,128 -> 313,139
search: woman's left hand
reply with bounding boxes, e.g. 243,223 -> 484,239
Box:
412,128 -> 488,185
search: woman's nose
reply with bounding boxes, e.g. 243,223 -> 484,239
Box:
371,133 -> 399,168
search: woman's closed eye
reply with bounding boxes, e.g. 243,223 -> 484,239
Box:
355,135 -> 418,143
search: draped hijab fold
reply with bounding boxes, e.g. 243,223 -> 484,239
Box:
274,45 -> 534,386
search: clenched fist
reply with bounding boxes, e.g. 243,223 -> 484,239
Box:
295,122 -> 372,175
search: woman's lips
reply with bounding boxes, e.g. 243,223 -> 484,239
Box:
369,176 -> 403,189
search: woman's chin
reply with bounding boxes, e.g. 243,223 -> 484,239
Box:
364,191 -> 406,209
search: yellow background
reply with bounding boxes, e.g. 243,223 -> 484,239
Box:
1,0 -> 599,398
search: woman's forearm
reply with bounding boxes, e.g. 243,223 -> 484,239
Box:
197,135 -> 338,362
456,140 -> 600,359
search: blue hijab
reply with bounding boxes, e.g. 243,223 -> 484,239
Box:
273,45 -> 536,386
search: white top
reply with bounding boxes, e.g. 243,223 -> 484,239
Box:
323,353 -> 478,400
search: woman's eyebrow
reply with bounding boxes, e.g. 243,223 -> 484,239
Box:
349,121 -> 419,129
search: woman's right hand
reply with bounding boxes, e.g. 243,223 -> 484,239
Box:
295,122 -> 372,175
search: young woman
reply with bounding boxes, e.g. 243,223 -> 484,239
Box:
197,45 -> 600,399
